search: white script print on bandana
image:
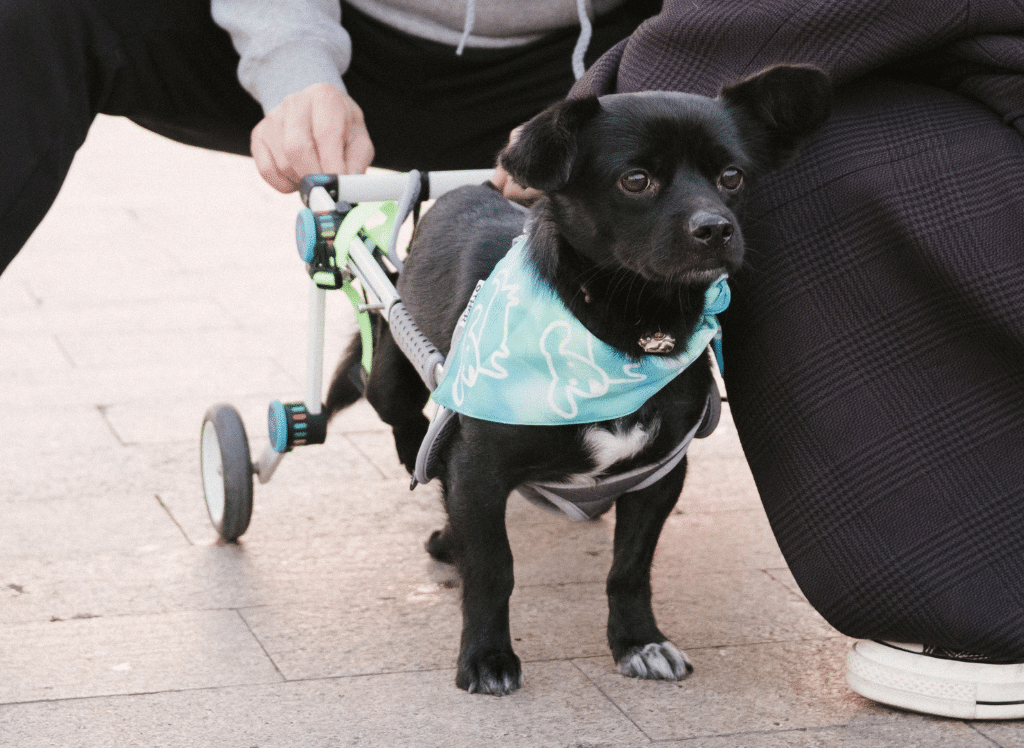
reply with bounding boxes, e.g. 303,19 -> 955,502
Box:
432,236 -> 730,426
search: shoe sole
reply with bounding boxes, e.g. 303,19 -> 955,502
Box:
847,640 -> 1024,719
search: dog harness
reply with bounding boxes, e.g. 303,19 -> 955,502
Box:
513,396 -> 713,520
413,236 -> 729,520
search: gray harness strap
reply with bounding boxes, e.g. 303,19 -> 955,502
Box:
413,403 -> 459,486
413,379 -> 721,520
517,390 -> 712,520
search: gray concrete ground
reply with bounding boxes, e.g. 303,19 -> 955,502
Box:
0,116 -> 1020,747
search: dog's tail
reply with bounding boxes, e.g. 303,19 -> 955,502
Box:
324,332 -> 370,418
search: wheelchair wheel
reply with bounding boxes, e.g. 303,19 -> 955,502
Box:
200,404 -> 254,542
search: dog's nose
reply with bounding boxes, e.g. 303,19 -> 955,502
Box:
689,211 -> 734,245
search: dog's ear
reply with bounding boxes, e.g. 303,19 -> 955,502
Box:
720,65 -> 832,172
498,95 -> 603,192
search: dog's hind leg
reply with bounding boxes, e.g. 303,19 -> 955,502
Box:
425,524 -> 456,564
607,460 -> 693,681
324,334 -> 370,416
363,327 -> 431,473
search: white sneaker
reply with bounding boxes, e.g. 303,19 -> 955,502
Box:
847,640 -> 1024,719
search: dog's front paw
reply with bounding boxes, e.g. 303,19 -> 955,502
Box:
457,650 -> 523,696
617,641 -> 693,681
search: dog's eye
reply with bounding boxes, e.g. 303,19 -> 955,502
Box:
718,168 -> 744,192
619,170 -> 651,194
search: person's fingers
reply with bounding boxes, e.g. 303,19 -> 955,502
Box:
311,113 -> 346,174
343,123 -> 375,174
251,83 -> 376,192
492,124 -> 540,205
489,167 -> 510,191
492,164 -> 541,206
251,118 -> 298,192
504,182 -> 542,206
280,93 -> 323,180
308,85 -> 350,173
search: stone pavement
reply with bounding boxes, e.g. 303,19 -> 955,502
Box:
1,116 -> 1020,747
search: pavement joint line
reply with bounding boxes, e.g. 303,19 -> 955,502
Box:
0,663 -> 479,710
966,722 -> 1014,747
52,334 -> 77,368
95,404 -> 127,447
569,656 -> 654,742
235,608 -> 288,683
154,493 -> 194,546
757,568 -> 812,604
340,433 -> 392,481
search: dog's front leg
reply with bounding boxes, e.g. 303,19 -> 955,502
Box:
607,461 -> 693,680
442,444 -> 522,696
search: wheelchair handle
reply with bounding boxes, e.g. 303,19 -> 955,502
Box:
301,169 -> 494,206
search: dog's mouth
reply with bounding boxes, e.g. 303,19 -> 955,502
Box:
627,260 -> 733,288
675,266 -> 732,285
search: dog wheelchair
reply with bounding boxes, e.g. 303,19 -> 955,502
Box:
199,169 -> 493,542
199,166 -> 724,541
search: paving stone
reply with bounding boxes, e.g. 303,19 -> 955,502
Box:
0,277 -> 35,314
657,508 -> 788,571
974,722 -> 1024,747
0,490 -> 188,557
0,545 -> 261,626
157,448 -> 434,547
0,609 -> 281,704
572,638 -> 866,741
681,453 -> 764,513
687,401 -> 743,458
1,439 -> 200,508
0,331 -> 71,371
0,357 -> 298,410
1,404 -> 120,457
0,301 -> 49,334
35,296 -> 239,334
0,662 -> 650,748
235,566 -> 833,683
342,427 -> 414,480
662,719 -> 1007,747
54,328 -> 280,370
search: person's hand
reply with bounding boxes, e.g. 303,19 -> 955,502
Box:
251,83 -> 374,192
490,125 -> 542,206
490,164 -> 542,206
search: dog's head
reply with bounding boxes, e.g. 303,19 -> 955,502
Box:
499,65 -> 832,286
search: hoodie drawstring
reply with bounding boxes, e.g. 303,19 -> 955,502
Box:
455,0 -> 592,80
455,0 -> 476,56
571,0 -> 592,79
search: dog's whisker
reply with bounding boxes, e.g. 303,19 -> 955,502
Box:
610,267 -> 638,300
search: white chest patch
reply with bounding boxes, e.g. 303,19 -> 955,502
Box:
577,416 -> 662,481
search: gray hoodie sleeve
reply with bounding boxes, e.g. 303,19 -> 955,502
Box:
212,0 -> 352,113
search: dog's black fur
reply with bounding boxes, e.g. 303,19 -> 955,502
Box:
325,66 -> 831,695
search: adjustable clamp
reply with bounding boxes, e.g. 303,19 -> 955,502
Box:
267,400 -> 329,453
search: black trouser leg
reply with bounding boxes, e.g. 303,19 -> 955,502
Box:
0,0 -> 261,276
725,80 -> 1024,659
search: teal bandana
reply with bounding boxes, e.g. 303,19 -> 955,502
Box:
431,236 -> 730,426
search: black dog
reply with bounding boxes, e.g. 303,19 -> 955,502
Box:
326,65 -> 831,695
